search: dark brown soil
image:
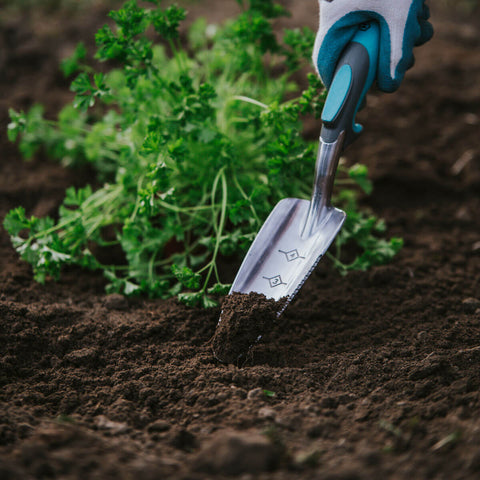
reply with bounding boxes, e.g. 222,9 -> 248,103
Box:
1,2 -> 480,479
212,293 -> 282,365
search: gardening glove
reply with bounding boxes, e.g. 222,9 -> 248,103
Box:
313,0 -> 434,92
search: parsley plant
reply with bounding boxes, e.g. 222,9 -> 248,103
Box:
5,0 -> 402,307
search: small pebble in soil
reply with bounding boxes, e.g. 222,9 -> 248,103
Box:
247,388 -> 264,401
95,416 -> 130,435
212,292 -> 284,364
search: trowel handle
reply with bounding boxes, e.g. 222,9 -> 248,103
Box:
320,22 -> 380,149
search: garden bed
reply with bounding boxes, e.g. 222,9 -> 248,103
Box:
1,2 -> 480,479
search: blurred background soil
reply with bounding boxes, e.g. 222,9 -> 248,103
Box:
1,1 -> 480,479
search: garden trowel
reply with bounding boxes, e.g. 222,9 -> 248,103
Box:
214,22 -> 380,358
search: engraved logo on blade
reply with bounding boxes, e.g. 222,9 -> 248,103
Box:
263,275 -> 287,288
279,249 -> 305,262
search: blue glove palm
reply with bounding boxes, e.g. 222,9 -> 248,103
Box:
313,0 -> 433,92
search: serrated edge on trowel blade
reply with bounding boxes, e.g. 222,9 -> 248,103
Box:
226,197 -> 345,312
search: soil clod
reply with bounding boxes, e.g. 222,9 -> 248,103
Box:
193,430 -> 282,475
211,292 -> 283,364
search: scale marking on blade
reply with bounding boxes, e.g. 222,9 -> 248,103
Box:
279,249 -> 305,262
230,199 -> 303,294
263,275 -> 287,288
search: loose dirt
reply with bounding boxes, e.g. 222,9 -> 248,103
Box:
1,2 -> 480,479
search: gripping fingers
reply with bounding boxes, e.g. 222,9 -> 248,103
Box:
416,3 -> 434,46
315,0 -> 433,92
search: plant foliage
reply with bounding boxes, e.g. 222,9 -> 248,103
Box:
5,0 -> 402,307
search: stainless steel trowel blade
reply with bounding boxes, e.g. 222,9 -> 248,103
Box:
229,197 -> 346,314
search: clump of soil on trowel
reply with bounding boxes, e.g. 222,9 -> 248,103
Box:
212,292 -> 285,365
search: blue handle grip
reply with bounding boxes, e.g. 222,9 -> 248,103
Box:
320,22 -> 380,148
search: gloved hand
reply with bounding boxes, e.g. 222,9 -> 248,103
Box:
313,0 -> 433,93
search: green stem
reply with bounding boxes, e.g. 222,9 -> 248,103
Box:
130,175 -> 146,222
169,39 -> 185,73
202,167 -> 227,291
232,172 -> 261,225
231,95 -> 269,109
